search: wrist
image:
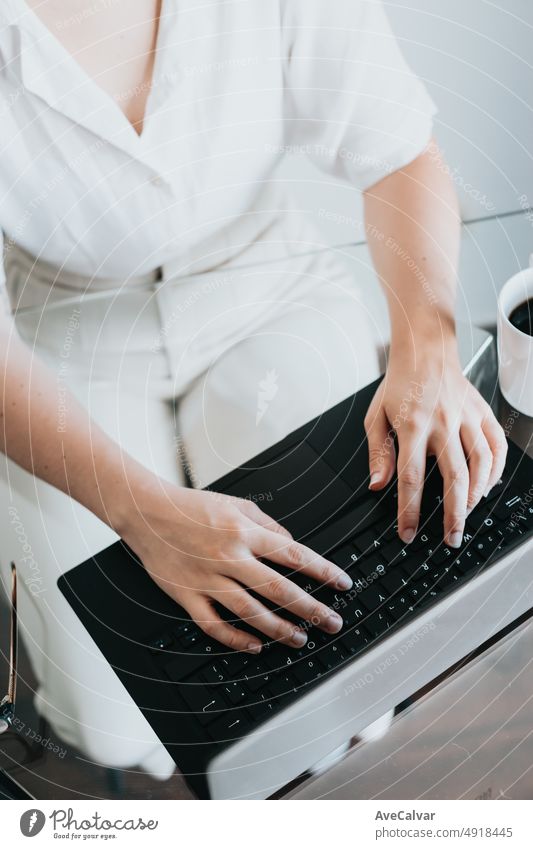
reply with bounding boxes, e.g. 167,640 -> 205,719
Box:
390,310 -> 459,366
105,461 -> 192,548
99,457 -> 162,540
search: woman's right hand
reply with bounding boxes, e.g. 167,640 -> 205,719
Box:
114,473 -> 352,654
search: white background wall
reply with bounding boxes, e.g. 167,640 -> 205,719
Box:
276,0 -> 533,326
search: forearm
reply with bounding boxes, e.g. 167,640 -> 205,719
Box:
0,313 -> 151,531
363,139 -> 461,366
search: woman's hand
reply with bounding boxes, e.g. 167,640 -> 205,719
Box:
364,344 -> 507,548
114,476 -> 352,653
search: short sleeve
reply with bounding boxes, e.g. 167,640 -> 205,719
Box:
280,0 -> 437,190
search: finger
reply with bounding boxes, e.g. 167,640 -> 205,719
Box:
233,560 -> 344,634
235,497 -> 293,539
210,579 -> 310,648
482,414 -> 508,494
434,433 -> 469,548
252,529 -> 353,592
460,423 -> 492,513
186,595 -> 263,654
396,427 -> 427,544
364,403 -> 396,490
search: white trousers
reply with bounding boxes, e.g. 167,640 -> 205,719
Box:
0,242 -> 385,778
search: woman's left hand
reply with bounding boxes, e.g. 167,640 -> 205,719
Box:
364,346 -> 507,548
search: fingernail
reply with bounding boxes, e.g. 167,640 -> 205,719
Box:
448,531 -> 463,549
327,612 -> 343,632
484,485 -> 492,498
402,528 -> 416,544
369,471 -> 382,488
247,642 -> 262,654
291,630 -> 308,647
336,572 -> 353,590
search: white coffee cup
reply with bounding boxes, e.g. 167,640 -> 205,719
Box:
497,255 -> 533,417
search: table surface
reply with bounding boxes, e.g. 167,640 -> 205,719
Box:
1,320 -> 532,801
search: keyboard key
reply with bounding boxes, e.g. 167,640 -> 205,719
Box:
267,673 -> 299,700
431,544 -> 455,566
467,511 -> 500,535
408,584 -> 424,602
501,519 -> 529,545
356,529 -> 384,555
520,505 -> 533,526
351,572 -> 370,593
461,529 -> 475,547
508,510 -> 533,532
408,561 -> 432,582
331,544 -> 360,570
381,522 -> 399,542
181,631 -> 202,647
221,681 -> 247,706
426,561 -> 449,582
357,585 -> 383,610
340,626 -> 370,654
493,493 -> 524,522
174,623 -> 202,647
403,559 -> 431,581
226,654 -> 253,677
410,531 -> 432,552
358,555 -> 388,581
409,582 -> 440,607
246,668 -> 273,692
363,611 -> 392,639
381,538 -> 409,564
381,569 -> 408,595
147,634 -> 173,653
471,536 -> 498,557
438,567 -> 463,590
165,653 -> 210,683
246,697 -> 276,722
305,498 -> 387,555
391,593 -> 413,617
209,713 -> 249,740
174,622 -> 194,637
319,641 -> 349,670
342,601 -> 367,628
202,663 -> 229,685
291,657 -> 324,685
177,684 -> 228,724
217,653 -> 253,677
385,598 -> 406,621
453,548 -> 485,575
262,650 -> 304,672
478,529 -> 504,548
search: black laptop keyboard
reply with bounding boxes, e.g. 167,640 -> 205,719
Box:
147,446 -> 533,744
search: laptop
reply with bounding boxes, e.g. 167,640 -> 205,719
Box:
58,352 -> 533,800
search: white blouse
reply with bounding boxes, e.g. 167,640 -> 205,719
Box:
0,0 -> 436,290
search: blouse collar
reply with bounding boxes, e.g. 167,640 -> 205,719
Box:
1,0 -> 177,172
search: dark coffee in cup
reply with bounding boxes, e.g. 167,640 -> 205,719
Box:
509,298 -> 533,337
